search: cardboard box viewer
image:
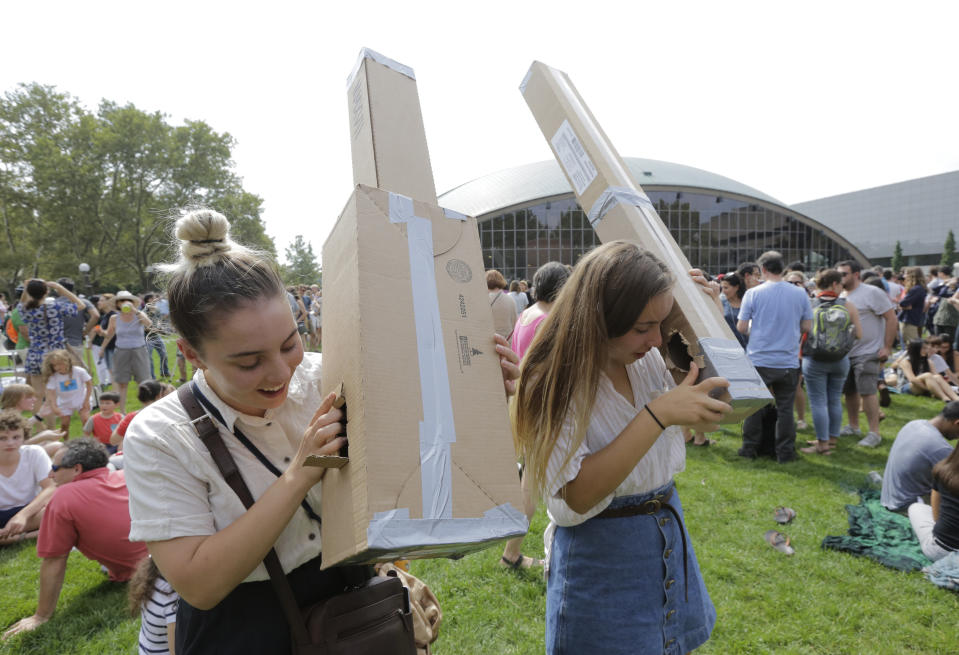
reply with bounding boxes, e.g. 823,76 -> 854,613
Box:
316,49 -> 527,569
520,61 -> 771,423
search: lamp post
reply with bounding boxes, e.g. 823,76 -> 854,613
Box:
78,263 -> 91,295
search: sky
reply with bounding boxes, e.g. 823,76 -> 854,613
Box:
4,1 -> 958,266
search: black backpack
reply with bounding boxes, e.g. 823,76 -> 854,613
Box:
803,297 -> 856,362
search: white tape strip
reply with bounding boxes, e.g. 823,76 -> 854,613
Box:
347,47 -> 416,88
587,186 -> 653,226
367,503 -> 528,550
388,192 -> 456,520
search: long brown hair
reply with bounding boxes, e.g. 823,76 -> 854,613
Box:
512,241 -> 673,498
128,557 -> 164,616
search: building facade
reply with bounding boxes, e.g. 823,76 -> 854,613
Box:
793,170 -> 959,266
439,158 -> 867,283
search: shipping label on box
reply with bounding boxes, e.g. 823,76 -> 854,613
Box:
319,184 -> 527,568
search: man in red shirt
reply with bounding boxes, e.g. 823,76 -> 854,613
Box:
2,438 -> 148,639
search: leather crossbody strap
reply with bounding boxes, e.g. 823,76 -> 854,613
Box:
176,383 -> 312,646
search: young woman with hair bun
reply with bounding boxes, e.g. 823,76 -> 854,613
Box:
513,240 -> 731,654
122,209 -> 519,653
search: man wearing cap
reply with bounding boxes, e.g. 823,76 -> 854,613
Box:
2,438 -> 147,639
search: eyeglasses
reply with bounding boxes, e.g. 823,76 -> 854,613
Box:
51,464 -> 63,472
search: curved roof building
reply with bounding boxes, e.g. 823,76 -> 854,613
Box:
439,157 -> 867,282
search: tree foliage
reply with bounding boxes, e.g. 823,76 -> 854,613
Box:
941,230 -> 955,268
0,83 -> 275,293
281,235 -> 320,286
891,241 -> 903,273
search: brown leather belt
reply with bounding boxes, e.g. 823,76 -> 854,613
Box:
595,486 -> 689,601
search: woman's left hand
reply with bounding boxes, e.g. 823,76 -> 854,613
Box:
494,334 -> 520,396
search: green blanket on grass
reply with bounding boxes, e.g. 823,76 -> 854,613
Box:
821,489 -> 933,572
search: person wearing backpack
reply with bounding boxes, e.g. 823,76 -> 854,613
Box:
800,269 -> 862,454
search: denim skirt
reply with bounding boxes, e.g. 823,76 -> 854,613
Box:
546,481 -> 715,655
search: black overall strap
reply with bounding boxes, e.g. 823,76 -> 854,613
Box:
176,383 -> 312,648
190,384 -> 321,525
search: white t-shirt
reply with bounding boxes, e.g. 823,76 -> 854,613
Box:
0,445 -> 52,510
46,366 -> 92,409
929,353 -> 950,375
544,349 -> 686,528
123,353 -> 325,583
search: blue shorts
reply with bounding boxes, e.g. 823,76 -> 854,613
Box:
0,505 -> 26,529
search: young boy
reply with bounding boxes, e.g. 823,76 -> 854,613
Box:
82,392 -> 124,454
0,411 -> 55,544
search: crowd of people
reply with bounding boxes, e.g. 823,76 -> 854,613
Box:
1,211 -> 957,654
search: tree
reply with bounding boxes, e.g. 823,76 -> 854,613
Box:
0,82 -> 275,293
891,241 -> 903,273
941,230 -> 955,268
282,235 -> 320,285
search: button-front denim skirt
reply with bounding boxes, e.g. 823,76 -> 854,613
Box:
546,481 -> 715,655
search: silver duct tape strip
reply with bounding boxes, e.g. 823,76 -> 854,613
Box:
442,207 -> 468,221
519,66 -> 533,94
697,336 -> 773,408
587,186 -> 653,226
347,47 -> 416,88
367,503 -> 528,550
388,192 -> 456,520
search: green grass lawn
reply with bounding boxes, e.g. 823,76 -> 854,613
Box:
2,381 -> 957,654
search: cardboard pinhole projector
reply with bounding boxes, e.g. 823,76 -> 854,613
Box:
317,183 -> 528,569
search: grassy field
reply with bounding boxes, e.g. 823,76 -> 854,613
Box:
2,376 -> 957,654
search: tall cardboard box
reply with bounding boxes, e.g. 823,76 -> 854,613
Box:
520,61 -> 771,422
318,50 -> 527,568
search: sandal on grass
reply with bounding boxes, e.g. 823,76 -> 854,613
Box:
764,529 -> 795,555
500,554 -> 544,570
800,444 -> 832,455
773,506 -> 796,524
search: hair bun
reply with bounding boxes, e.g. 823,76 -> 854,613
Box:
175,210 -> 232,265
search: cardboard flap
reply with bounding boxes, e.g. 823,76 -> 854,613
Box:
357,184 -> 466,257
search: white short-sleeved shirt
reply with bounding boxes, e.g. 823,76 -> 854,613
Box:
123,353 -> 325,582
929,353 -> 950,375
544,349 -> 686,528
46,366 -> 92,409
1,445 -> 52,510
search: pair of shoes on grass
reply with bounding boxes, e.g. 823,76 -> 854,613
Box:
766,506 -> 796,555
857,432 -> 882,448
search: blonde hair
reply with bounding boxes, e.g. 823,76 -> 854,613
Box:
0,384 -> 36,410
159,209 -> 285,349
904,266 -> 926,290
512,241 -> 673,498
41,349 -> 73,384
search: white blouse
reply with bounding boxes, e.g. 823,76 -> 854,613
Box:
123,353 -> 325,583
544,348 -> 686,528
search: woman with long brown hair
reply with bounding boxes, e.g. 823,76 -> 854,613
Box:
513,241 -> 730,654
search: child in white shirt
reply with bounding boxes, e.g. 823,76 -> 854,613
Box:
42,349 -> 92,436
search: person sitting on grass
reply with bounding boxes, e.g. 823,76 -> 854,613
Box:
881,401 -> 959,512
129,556 -> 179,655
894,339 -> 959,402
1,384 -> 66,457
82,391 -> 123,454
42,349 -> 92,437
0,412 -> 54,545
909,440 -> 959,561
1,438 -> 148,640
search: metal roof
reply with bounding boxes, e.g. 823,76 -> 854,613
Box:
439,157 -> 786,218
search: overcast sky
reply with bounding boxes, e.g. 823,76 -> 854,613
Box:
4,1 -> 958,265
